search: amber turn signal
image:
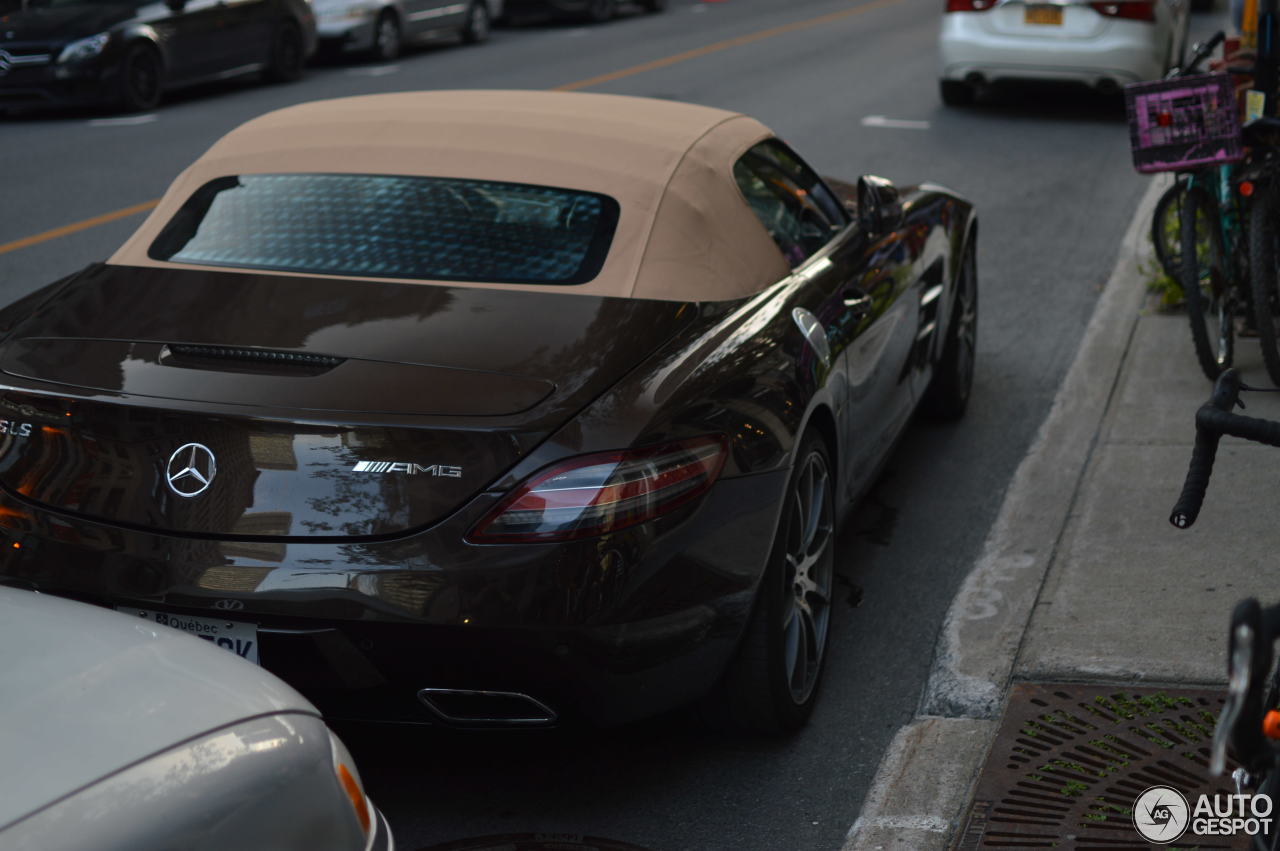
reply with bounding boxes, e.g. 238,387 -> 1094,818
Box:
1263,709 -> 1280,740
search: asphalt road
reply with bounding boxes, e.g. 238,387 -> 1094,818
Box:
0,0 -> 1213,848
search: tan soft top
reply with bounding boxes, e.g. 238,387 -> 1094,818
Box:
111,90 -> 791,301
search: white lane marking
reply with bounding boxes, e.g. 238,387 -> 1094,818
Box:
861,115 -> 930,130
347,64 -> 400,77
87,114 -> 158,127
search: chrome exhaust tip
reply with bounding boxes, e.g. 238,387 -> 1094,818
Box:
417,688 -> 558,727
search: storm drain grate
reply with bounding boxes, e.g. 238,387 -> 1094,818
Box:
953,683 -> 1241,850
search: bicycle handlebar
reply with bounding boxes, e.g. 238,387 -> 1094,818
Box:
1168,30 -> 1227,78
1169,370 -> 1280,528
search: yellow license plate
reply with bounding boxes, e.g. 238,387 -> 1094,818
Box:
1024,4 -> 1063,24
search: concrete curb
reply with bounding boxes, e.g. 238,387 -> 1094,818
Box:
842,175 -> 1170,851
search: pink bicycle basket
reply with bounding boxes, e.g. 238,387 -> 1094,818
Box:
1125,73 -> 1243,174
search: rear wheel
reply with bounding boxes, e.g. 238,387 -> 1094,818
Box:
117,44 -> 162,113
264,20 -> 305,83
461,1 -> 490,43
371,10 -> 401,61
702,432 -> 835,732
1250,182 -> 1280,386
940,79 -> 975,107
1180,184 -> 1234,380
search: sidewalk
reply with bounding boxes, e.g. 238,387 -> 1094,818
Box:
845,178 -> 1280,850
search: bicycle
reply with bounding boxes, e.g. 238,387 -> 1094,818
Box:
1128,31 -> 1251,381
1170,368 -> 1280,850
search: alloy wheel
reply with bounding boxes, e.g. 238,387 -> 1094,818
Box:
780,448 -> 833,705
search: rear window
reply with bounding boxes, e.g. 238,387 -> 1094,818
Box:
147,173 -> 620,285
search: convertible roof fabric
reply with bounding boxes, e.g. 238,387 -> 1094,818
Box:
111,90 -> 792,301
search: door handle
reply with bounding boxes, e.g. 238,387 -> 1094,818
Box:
843,288 -> 872,316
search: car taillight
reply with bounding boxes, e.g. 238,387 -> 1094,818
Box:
1089,0 -> 1155,20
467,436 -> 729,544
946,0 -> 997,11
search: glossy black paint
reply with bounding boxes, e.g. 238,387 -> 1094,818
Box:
0,181 -> 975,726
0,0 -> 315,110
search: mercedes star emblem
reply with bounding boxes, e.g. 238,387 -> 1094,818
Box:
166,443 -> 217,498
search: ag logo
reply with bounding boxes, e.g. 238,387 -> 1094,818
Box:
166,443 -> 217,498
1133,785 -> 1190,843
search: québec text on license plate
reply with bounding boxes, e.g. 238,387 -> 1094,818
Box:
118,607 -> 259,664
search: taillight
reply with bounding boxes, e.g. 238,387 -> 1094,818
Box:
1089,0 -> 1155,20
467,435 -> 729,544
946,0 -> 996,10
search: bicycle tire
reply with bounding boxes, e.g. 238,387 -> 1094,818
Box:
1180,183 -> 1235,380
1152,178 -> 1186,282
1250,182 -> 1280,386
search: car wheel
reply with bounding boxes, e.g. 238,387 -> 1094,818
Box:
117,44 -> 162,113
641,0 -> 667,11
702,431 -> 835,732
371,10 -> 401,60
940,79 -> 975,107
461,1 -> 490,43
584,0 -> 616,23
920,244 -> 978,421
264,20 -> 305,83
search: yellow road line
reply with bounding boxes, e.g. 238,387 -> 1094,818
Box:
554,0 -> 904,92
0,199 -> 160,257
1,0 -> 901,258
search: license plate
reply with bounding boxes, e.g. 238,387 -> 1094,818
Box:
1024,4 -> 1063,24
119,607 -> 259,664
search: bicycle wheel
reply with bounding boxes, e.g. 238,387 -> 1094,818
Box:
1152,177 -> 1187,281
1250,181 -> 1280,386
1180,184 -> 1235,380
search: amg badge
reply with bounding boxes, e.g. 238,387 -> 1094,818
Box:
352,461 -> 462,477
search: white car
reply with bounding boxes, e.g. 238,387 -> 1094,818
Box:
0,587 -> 393,851
938,0 -> 1189,104
314,0 -> 502,61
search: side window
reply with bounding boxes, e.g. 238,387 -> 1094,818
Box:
733,142 -> 846,268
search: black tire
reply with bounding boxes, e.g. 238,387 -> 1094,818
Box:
1152,178 -> 1187,282
640,0 -> 667,10
1250,183 -> 1280,386
461,1 -> 490,43
116,43 -> 162,113
920,244 -> 978,421
584,0 -> 616,23
701,432 -> 836,733
940,79 -> 975,107
1180,184 -> 1234,380
264,20 -> 305,83
371,10 -> 401,61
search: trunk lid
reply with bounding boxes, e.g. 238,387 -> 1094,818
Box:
980,0 -> 1109,39
0,265 -> 693,539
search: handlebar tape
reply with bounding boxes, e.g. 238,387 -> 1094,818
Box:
1170,369 -> 1243,528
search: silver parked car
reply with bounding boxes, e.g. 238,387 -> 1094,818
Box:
0,587 -> 392,851
314,0 -> 502,60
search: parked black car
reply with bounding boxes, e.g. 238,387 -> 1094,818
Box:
0,0 -> 316,113
0,91 -> 977,732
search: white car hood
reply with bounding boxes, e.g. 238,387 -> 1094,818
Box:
0,588 -> 316,829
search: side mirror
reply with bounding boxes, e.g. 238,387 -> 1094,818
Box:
856,175 -> 903,237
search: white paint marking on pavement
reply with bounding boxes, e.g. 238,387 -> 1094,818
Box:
346,64 -> 400,77
87,114 -> 157,127
861,115 -> 930,130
